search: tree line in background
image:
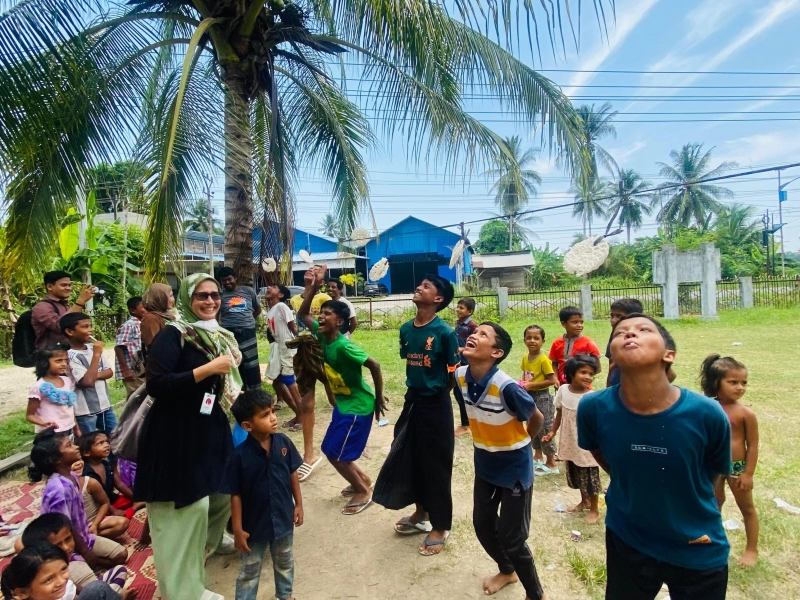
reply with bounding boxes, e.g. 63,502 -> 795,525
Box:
473,102 -> 786,288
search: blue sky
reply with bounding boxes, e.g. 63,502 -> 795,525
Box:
216,0 -> 800,255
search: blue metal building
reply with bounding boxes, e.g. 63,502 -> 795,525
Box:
363,216 -> 472,294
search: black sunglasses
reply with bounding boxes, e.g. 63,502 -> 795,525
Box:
192,291 -> 221,301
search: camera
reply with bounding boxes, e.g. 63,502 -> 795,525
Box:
94,288 -> 105,296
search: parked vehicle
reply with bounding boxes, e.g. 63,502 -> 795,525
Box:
363,283 -> 389,297
258,285 -> 305,299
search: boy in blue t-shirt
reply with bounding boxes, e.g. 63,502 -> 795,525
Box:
221,389 -> 304,600
455,321 -> 545,600
578,314 -> 731,600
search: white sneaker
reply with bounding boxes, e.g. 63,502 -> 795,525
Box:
214,533 -> 237,555
200,590 -> 224,600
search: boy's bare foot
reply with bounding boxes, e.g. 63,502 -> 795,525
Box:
568,501 -> 589,513
482,571 -> 519,595
455,425 -> 471,437
584,510 -> 600,524
739,549 -> 758,567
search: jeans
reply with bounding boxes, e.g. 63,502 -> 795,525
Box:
76,408 -> 118,436
235,533 -> 294,600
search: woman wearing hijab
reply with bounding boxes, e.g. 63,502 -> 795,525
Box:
140,283 -> 175,353
135,273 -> 242,600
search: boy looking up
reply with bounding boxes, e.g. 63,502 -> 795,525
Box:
374,274 -> 460,556
325,278 -> 357,337
453,297 -> 477,437
456,322 -> 545,600
222,389 -> 303,600
578,315 -> 731,600
298,266 -> 387,516
549,306 -> 600,386
60,313 -> 116,435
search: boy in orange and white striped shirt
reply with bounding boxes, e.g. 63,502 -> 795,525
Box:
455,322 -> 545,600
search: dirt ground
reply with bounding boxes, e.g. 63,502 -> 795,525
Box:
205,405 -> 660,600
0,350 -> 117,420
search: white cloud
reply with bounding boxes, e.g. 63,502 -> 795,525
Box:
716,130 -> 800,166
606,141 -> 646,162
562,0 -> 661,97
682,0 -> 747,52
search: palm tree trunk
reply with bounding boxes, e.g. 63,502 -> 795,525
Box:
627,221 -> 631,244
223,70 -> 255,283
509,217 -> 513,251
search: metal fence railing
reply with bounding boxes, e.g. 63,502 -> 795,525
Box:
752,277 -> 800,308
507,289 -> 581,321
351,294 -> 499,329
590,285 -> 664,318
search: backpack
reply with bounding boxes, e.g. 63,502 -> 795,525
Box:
12,300 -> 58,368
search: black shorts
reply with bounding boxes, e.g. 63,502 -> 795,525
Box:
605,528 -> 728,600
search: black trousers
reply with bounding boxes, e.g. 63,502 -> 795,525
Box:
232,327 -> 262,390
606,528 -> 728,600
453,389 -> 469,426
473,476 -> 544,600
374,388 -> 454,531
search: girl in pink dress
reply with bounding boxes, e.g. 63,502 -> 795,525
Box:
542,354 -> 602,523
26,344 -> 78,435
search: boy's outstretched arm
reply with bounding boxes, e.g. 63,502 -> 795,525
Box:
297,266 -> 327,329
365,357 -> 388,420
525,407 -> 544,439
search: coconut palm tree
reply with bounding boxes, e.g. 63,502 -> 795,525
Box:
184,200 -> 224,234
318,213 -> 344,240
656,143 -> 736,230
484,136 -> 542,250
570,178 -> 610,236
608,169 -> 654,244
0,0 -> 606,283
574,102 -> 618,183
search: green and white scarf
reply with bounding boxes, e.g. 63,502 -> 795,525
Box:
168,273 -> 243,409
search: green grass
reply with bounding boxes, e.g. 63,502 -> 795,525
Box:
565,546 -> 606,600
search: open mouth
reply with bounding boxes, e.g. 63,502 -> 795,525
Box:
622,341 -> 639,349
465,340 -> 477,348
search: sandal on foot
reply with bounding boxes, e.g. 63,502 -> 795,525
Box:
341,485 -> 356,497
534,465 -> 559,475
394,517 -> 433,535
342,498 -> 373,515
419,531 -> 450,556
297,457 -> 324,482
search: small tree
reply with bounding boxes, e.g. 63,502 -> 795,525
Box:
474,219 -> 526,254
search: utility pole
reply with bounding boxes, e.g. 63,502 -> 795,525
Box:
778,169 -> 800,277
203,174 -> 215,275
76,183 -> 93,313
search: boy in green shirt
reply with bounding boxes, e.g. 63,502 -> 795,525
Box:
298,266 -> 387,515
374,274 -> 460,556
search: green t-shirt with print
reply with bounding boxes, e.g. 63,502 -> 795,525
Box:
399,316 -> 460,394
311,321 -> 375,416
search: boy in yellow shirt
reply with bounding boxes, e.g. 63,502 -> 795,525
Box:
520,325 -> 558,474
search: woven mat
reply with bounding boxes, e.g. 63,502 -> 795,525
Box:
0,480 -> 158,600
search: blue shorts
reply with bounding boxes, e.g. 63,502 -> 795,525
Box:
321,406 -> 373,462
278,374 -> 296,386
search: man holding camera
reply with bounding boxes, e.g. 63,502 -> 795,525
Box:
32,270 -> 98,349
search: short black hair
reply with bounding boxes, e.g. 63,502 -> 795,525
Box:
218,266 -> 236,279
612,313 -> 676,353
422,274 -> 455,312
21,513 -> 72,548
523,325 -> 545,340
610,298 -> 643,315
33,344 -> 69,379
559,306 -> 583,323
1,544 -> 68,599
59,312 -> 91,335
327,278 -> 343,291
78,431 -> 106,457
126,296 -> 143,313
43,270 -> 71,287
563,354 -> 600,383
321,300 -> 351,334
275,285 -> 292,305
231,389 -> 275,425
479,321 -> 512,364
457,297 -> 476,312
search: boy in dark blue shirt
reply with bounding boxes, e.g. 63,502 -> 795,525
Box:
221,389 -> 304,600
578,314 -> 731,600
453,296 -> 477,436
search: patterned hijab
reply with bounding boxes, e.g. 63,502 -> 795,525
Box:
169,273 -> 242,408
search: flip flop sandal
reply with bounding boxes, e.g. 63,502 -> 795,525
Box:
342,498 -> 373,515
534,466 -> 560,475
419,531 -> 450,556
297,457 -> 324,482
394,517 -> 433,535
341,485 -> 356,497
